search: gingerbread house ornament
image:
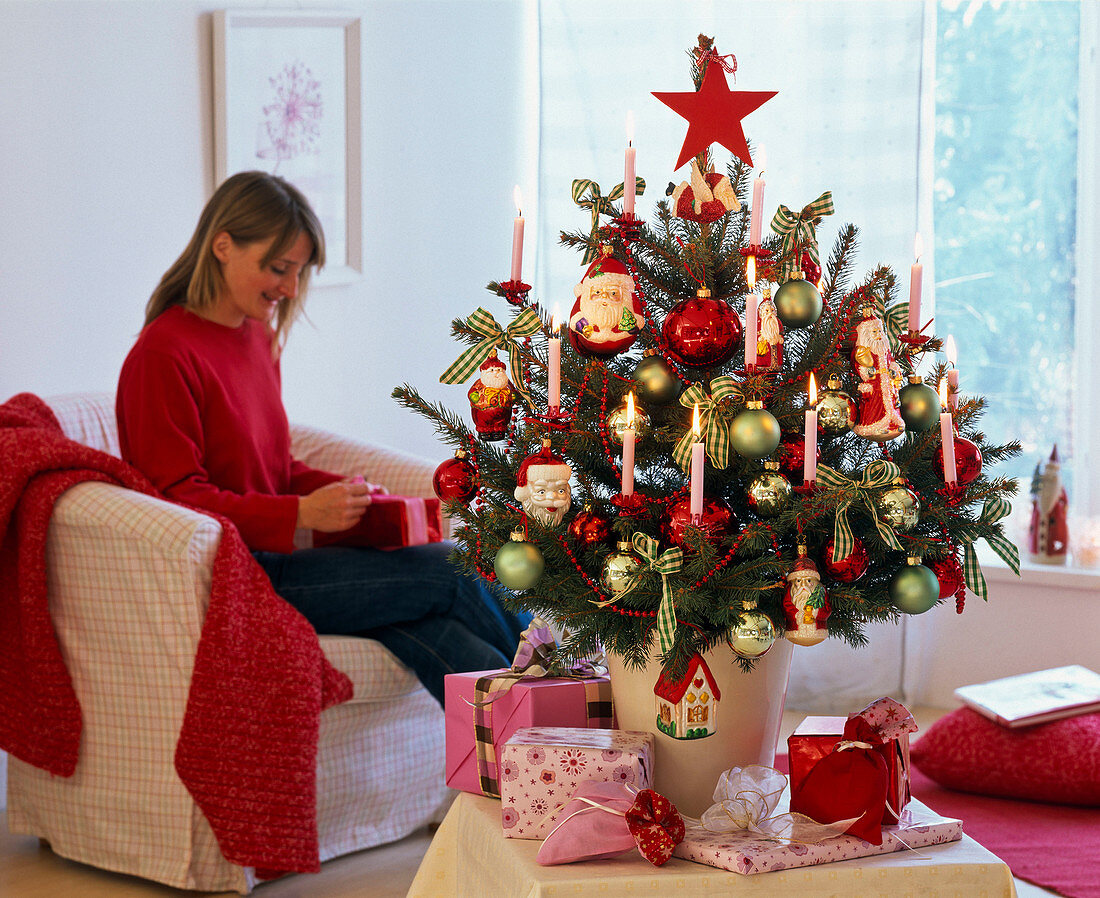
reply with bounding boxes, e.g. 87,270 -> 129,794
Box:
653,653 -> 721,740
1028,445 -> 1068,565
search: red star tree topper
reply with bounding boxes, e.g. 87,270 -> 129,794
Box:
653,57 -> 777,170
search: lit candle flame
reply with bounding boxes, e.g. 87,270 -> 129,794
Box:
551,304 -> 560,332
816,277 -> 824,293
945,334 -> 957,367
939,379 -> 949,406
513,185 -> 523,217
914,232 -> 924,263
808,372 -> 818,406
626,110 -> 635,145
692,402 -> 701,440
757,144 -> 767,176
746,254 -> 756,291
626,392 -> 636,427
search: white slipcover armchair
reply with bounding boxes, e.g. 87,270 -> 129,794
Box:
6,392 -> 451,893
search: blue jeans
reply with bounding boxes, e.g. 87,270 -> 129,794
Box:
252,541 -> 529,705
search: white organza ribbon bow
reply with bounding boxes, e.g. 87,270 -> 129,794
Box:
700,765 -> 858,843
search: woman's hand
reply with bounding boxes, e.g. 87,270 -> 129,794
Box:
297,478 -> 373,532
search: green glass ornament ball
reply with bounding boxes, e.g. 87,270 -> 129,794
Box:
888,563 -> 940,614
730,610 -> 777,658
898,380 -> 941,431
730,406 -> 782,460
633,354 -> 681,405
773,278 -> 823,329
494,538 -> 545,591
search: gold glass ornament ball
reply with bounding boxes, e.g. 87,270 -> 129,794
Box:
601,541 -> 641,596
817,376 -> 857,434
747,467 -> 793,518
730,610 -> 777,658
606,403 -> 652,446
876,480 -> 921,532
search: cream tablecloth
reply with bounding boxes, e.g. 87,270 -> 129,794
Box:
408,791 -> 1018,897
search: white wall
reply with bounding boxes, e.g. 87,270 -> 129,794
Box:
0,0 -> 530,462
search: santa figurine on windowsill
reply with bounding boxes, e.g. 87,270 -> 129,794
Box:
1028,444 -> 1068,565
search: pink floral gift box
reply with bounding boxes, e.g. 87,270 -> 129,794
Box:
499,727 -> 654,840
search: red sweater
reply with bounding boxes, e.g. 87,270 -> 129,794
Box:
117,306 -> 340,553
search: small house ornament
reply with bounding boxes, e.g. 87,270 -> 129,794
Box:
653,653 -> 721,740
1028,445 -> 1068,565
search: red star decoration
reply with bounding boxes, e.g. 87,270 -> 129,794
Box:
652,63 -> 777,170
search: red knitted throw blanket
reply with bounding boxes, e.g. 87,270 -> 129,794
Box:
0,393 -> 353,878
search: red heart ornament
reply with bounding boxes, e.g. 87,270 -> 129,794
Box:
625,789 -> 685,866
789,744 -> 889,845
693,678 -> 703,688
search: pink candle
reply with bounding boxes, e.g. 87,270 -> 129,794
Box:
803,373 -> 818,486
624,112 -> 636,216
745,256 -> 758,367
510,186 -> 524,282
945,334 -> 959,410
621,392 -> 636,496
548,307 -> 561,411
939,380 -> 957,483
908,233 -> 923,333
749,145 -> 767,246
689,403 -> 704,518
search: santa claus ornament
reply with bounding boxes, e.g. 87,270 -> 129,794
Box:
514,439 -> 573,527
1028,445 -> 1068,565
850,305 -> 906,442
753,286 -> 784,370
667,157 -> 741,223
783,550 -> 831,646
467,355 -> 514,442
568,246 -> 643,357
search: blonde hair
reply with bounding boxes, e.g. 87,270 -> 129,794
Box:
145,171 -> 325,347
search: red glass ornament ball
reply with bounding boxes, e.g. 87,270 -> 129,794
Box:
661,294 -> 742,368
432,454 -> 477,503
568,507 -> 612,548
929,556 -> 964,598
661,496 -> 734,549
934,436 -> 983,485
821,536 -> 869,583
777,437 -> 805,476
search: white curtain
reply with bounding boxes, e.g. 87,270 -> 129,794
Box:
537,0 -> 929,712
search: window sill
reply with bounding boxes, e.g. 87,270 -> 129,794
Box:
981,553 -> 1100,593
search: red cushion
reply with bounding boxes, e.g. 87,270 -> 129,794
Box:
911,708 -> 1100,806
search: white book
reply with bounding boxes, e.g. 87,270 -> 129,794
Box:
953,665 -> 1100,728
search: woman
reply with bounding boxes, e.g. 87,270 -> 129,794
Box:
117,171 -> 526,704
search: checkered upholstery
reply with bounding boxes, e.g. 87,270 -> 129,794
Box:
5,392 -> 451,893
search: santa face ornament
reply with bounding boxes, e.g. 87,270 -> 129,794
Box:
514,441 -> 573,527
568,249 -> 643,357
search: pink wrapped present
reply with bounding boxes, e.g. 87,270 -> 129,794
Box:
499,727 -> 654,839
444,672 -> 614,797
313,495 -> 442,550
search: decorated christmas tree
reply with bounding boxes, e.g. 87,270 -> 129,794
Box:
393,35 -> 1020,683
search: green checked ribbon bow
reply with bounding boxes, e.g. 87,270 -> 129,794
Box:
439,306 -> 542,404
816,460 -> 905,559
572,177 -> 646,264
672,377 -> 744,472
770,191 -> 835,282
631,533 -> 684,655
960,497 -> 1019,601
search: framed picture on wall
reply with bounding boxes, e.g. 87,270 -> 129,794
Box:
213,10 -> 362,287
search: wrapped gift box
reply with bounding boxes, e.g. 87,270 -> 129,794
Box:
314,495 -> 442,550
499,727 -> 654,840
788,704 -> 913,825
673,795 -> 961,874
444,671 -> 614,797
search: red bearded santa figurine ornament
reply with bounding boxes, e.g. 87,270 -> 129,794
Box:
467,355 -> 514,442
568,246 -> 643,357
1028,445 -> 1069,565
783,551 -> 831,646
851,305 -> 906,442
514,439 -> 573,527
755,286 -> 784,370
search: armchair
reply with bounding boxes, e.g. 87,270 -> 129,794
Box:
5,392 -> 451,893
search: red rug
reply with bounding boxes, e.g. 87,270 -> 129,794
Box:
775,753 -> 1099,898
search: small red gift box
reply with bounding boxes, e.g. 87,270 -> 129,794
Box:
313,495 -> 442,550
444,670 -> 614,797
788,698 -> 917,833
